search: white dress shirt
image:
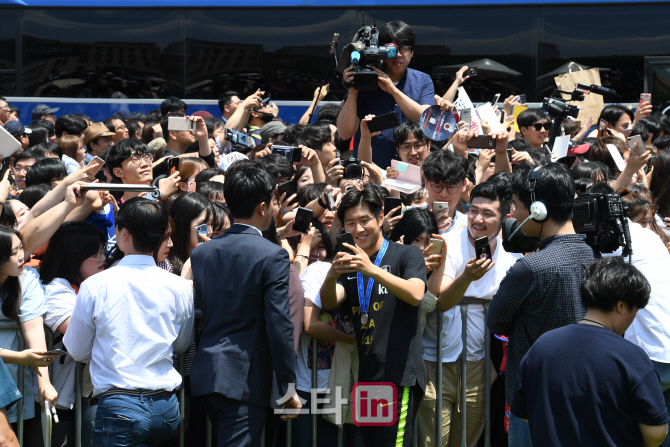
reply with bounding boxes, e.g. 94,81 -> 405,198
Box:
64,255 -> 194,395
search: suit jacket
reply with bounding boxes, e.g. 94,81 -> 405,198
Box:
190,224 -> 296,407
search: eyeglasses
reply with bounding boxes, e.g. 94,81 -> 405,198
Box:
533,122 -> 551,131
398,143 -> 426,153
124,153 -> 152,165
428,182 -> 460,195
398,46 -> 412,55
87,248 -> 106,264
13,165 -> 30,174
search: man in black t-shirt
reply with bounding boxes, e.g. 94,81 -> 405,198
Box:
321,185 -> 427,447
512,257 -> 669,447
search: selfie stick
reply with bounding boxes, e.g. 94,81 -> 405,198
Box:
307,33 -> 339,124
80,183 -> 161,199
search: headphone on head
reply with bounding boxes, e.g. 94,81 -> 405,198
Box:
527,165 -> 548,223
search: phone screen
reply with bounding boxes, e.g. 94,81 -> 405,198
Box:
168,158 -> 180,175
195,224 -> 208,242
475,237 -> 492,260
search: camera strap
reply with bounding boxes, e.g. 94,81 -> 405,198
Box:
357,238 -> 389,326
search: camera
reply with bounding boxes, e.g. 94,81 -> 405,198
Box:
224,128 -> 250,154
339,157 -> 364,180
573,192 -> 631,256
335,14 -> 398,91
541,98 -> 579,119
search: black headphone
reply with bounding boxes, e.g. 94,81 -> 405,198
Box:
527,165 -> 549,223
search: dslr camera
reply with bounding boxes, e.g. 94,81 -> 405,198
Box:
541,98 -> 579,119
339,157 -> 364,180
335,15 -> 398,91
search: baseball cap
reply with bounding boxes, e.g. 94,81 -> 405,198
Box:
113,110 -> 140,120
31,104 -> 60,121
191,111 -> 213,118
83,122 -> 115,145
260,121 -> 287,142
147,137 -> 167,155
5,120 -> 32,138
568,143 -> 590,156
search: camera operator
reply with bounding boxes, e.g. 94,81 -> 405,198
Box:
487,163 -> 596,447
511,257 -> 669,447
337,21 -> 435,170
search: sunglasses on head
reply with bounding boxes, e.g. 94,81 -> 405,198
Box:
533,122 -> 551,131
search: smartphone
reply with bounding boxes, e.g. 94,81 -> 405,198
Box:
86,156 -> 105,174
507,148 -> 513,162
195,223 -> 208,243
598,118 -> 609,138
224,128 -> 249,146
433,201 -> 449,215
384,197 -> 403,216
167,116 -> 195,132
336,232 -> 356,255
44,349 -> 67,357
517,94 -> 527,104
474,236 -> 492,261
460,108 -> 471,130
492,93 -> 501,106
499,110 -> 505,123
627,135 -> 647,156
427,238 -> 443,254
272,145 -> 302,163
324,189 -> 336,210
292,206 -> 314,233
467,136 -> 496,149
366,112 -> 400,133
640,93 -> 652,117
465,67 -> 478,77
277,180 -> 297,202
167,157 -> 180,175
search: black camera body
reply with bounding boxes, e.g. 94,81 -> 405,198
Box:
573,192 -> 631,255
224,128 -> 250,154
335,18 -> 397,91
339,157 -> 364,180
541,97 -> 579,119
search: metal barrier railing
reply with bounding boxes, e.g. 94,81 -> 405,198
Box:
1,298 -> 497,447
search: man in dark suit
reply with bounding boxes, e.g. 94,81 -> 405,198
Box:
190,165 -> 301,447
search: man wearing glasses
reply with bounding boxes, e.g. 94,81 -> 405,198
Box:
421,150 -> 471,234
517,109 -> 551,149
337,21 -> 435,170
106,139 -> 180,204
12,150 -> 38,192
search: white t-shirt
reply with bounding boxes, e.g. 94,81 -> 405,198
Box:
423,225 -> 520,362
441,210 -> 468,236
604,220 -> 670,363
296,261 -> 334,392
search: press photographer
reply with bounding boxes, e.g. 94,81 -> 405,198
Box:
336,20 -> 435,169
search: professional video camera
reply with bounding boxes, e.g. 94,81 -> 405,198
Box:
542,82 -> 617,148
503,190 -> 632,257
335,13 -> 398,91
572,192 -> 632,257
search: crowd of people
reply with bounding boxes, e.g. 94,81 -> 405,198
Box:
0,18 -> 669,447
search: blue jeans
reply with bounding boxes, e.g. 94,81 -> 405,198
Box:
652,361 -> 670,447
92,391 -> 179,447
508,412 -> 532,447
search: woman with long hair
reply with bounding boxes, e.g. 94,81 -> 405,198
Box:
168,192 -> 213,276
40,222 -> 106,446
0,225 -> 58,444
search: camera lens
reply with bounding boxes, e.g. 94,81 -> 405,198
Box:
346,164 -> 363,180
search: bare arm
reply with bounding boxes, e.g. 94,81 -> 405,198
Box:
638,423 -> 668,447
299,85 -> 329,125
303,299 -> 355,343
22,316 -> 58,410
442,66 -> 470,103
320,259 -> 348,310
336,68 -> 361,140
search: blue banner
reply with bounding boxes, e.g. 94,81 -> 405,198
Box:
17,0 -> 668,6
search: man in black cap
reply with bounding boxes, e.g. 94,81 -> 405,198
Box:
5,120 -> 33,150
31,104 -> 60,124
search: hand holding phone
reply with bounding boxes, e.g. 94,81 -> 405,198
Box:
474,236 -> 492,261
195,224 -> 209,243
366,112 -> 400,133
467,136 -> 496,149
427,237 -> 444,254
44,349 -> 67,357
336,232 -> 356,255
292,207 -> 314,233
627,135 -> 647,156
